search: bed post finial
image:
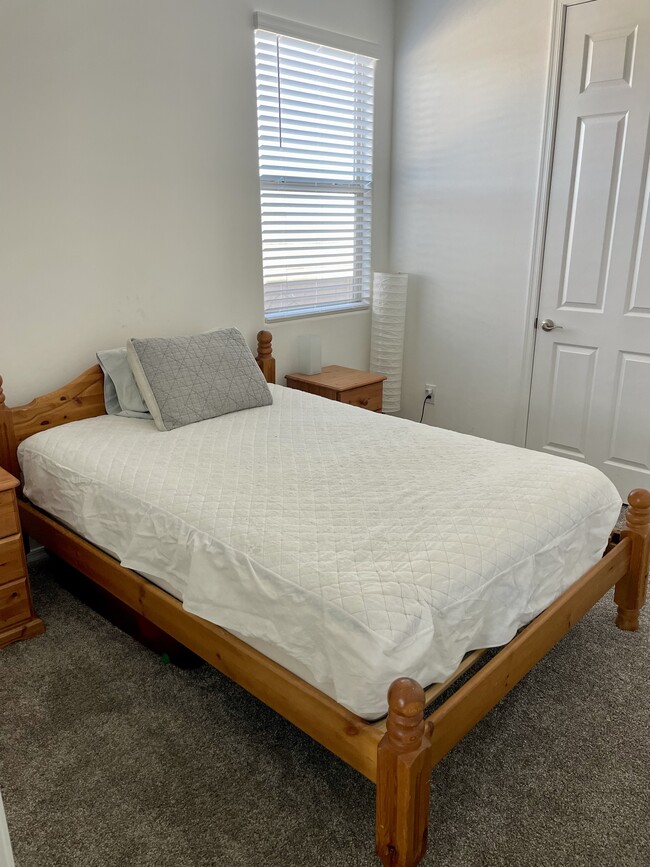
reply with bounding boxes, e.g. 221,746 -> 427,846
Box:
256,330 -> 275,385
0,376 -> 21,479
385,678 -> 428,753
376,678 -> 432,867
615,489 -> 650,631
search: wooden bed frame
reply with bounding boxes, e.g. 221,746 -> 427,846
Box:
1,330 -> 648,867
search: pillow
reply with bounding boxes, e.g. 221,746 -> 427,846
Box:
126,328 -> 272,431
97,348 -> 152,419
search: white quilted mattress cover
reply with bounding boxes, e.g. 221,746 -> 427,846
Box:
18,384 -> 621,718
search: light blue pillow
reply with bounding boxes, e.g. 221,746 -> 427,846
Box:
97,348 -> 152,419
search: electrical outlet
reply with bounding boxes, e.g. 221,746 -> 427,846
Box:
425,384 -> 436,403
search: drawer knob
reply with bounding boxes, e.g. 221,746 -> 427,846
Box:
359,398 -> 369,406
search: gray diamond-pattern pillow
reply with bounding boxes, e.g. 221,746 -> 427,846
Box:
126,329 -> 272,431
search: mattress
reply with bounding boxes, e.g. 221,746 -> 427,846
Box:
18,383 -> 621,718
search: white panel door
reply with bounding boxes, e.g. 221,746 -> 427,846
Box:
527,0 -> 650,500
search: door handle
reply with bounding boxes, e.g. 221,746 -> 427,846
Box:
540,318 -> 563,332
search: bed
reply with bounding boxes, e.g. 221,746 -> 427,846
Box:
0,330 -> 648,867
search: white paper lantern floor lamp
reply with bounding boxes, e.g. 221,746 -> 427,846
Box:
369,272 -> 408,414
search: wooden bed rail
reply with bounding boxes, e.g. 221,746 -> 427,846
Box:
0,331 -> 275,481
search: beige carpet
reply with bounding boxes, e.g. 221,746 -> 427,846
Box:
1,555 -> 649,867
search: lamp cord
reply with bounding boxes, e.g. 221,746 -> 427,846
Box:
419,394 -> 432,423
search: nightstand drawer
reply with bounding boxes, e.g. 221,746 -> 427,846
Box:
0,578 -> 32,628
0,535 -> 26,586
340,382 -> 383,412
0,468 -> 44,648
0,490 -> 19,538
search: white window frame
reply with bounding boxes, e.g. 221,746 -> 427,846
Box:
254,14 -> 379,321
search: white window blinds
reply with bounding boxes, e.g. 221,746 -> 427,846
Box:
254,25 -> 377,319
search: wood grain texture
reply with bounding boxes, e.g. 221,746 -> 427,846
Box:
340,382 -> 383,411
0,536 -> 27,586
0,490 -> 20,538
284,380 -> 339,400
0,616 -> 45,649
376,679 -> 432,867
0,578 -> 32,628
0,468 -> 20,493
0,365 -> 106,475
256,330 -> 276,385
285,365 -> 386,412
18,500 -> 383,780
286,365 -> 386,391
0,378 -> 20,480
0,472 -> 44,648
615,489 -> 650,630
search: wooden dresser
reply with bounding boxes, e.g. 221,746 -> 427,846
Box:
0,468 -> 44,648
285,365 -> 386,412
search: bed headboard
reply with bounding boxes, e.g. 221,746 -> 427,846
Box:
0,330 -> 275,480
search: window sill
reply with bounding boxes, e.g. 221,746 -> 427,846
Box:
265,302 -> 370,323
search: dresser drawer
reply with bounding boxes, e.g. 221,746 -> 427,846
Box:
340,382 -> 383,411
0,490 -> 19,538
0,578 -> 32,628
0,535 -> 26,586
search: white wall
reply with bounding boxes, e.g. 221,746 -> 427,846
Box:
0,0 -> 393,405
390,0 -> 554,443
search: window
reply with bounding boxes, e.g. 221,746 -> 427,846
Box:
254,16 -> 377,320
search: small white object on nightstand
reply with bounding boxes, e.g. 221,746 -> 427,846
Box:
296,335 -> 322,375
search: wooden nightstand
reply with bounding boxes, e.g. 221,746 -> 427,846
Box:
285,365 -> 387,412
0,468 -> 44,649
